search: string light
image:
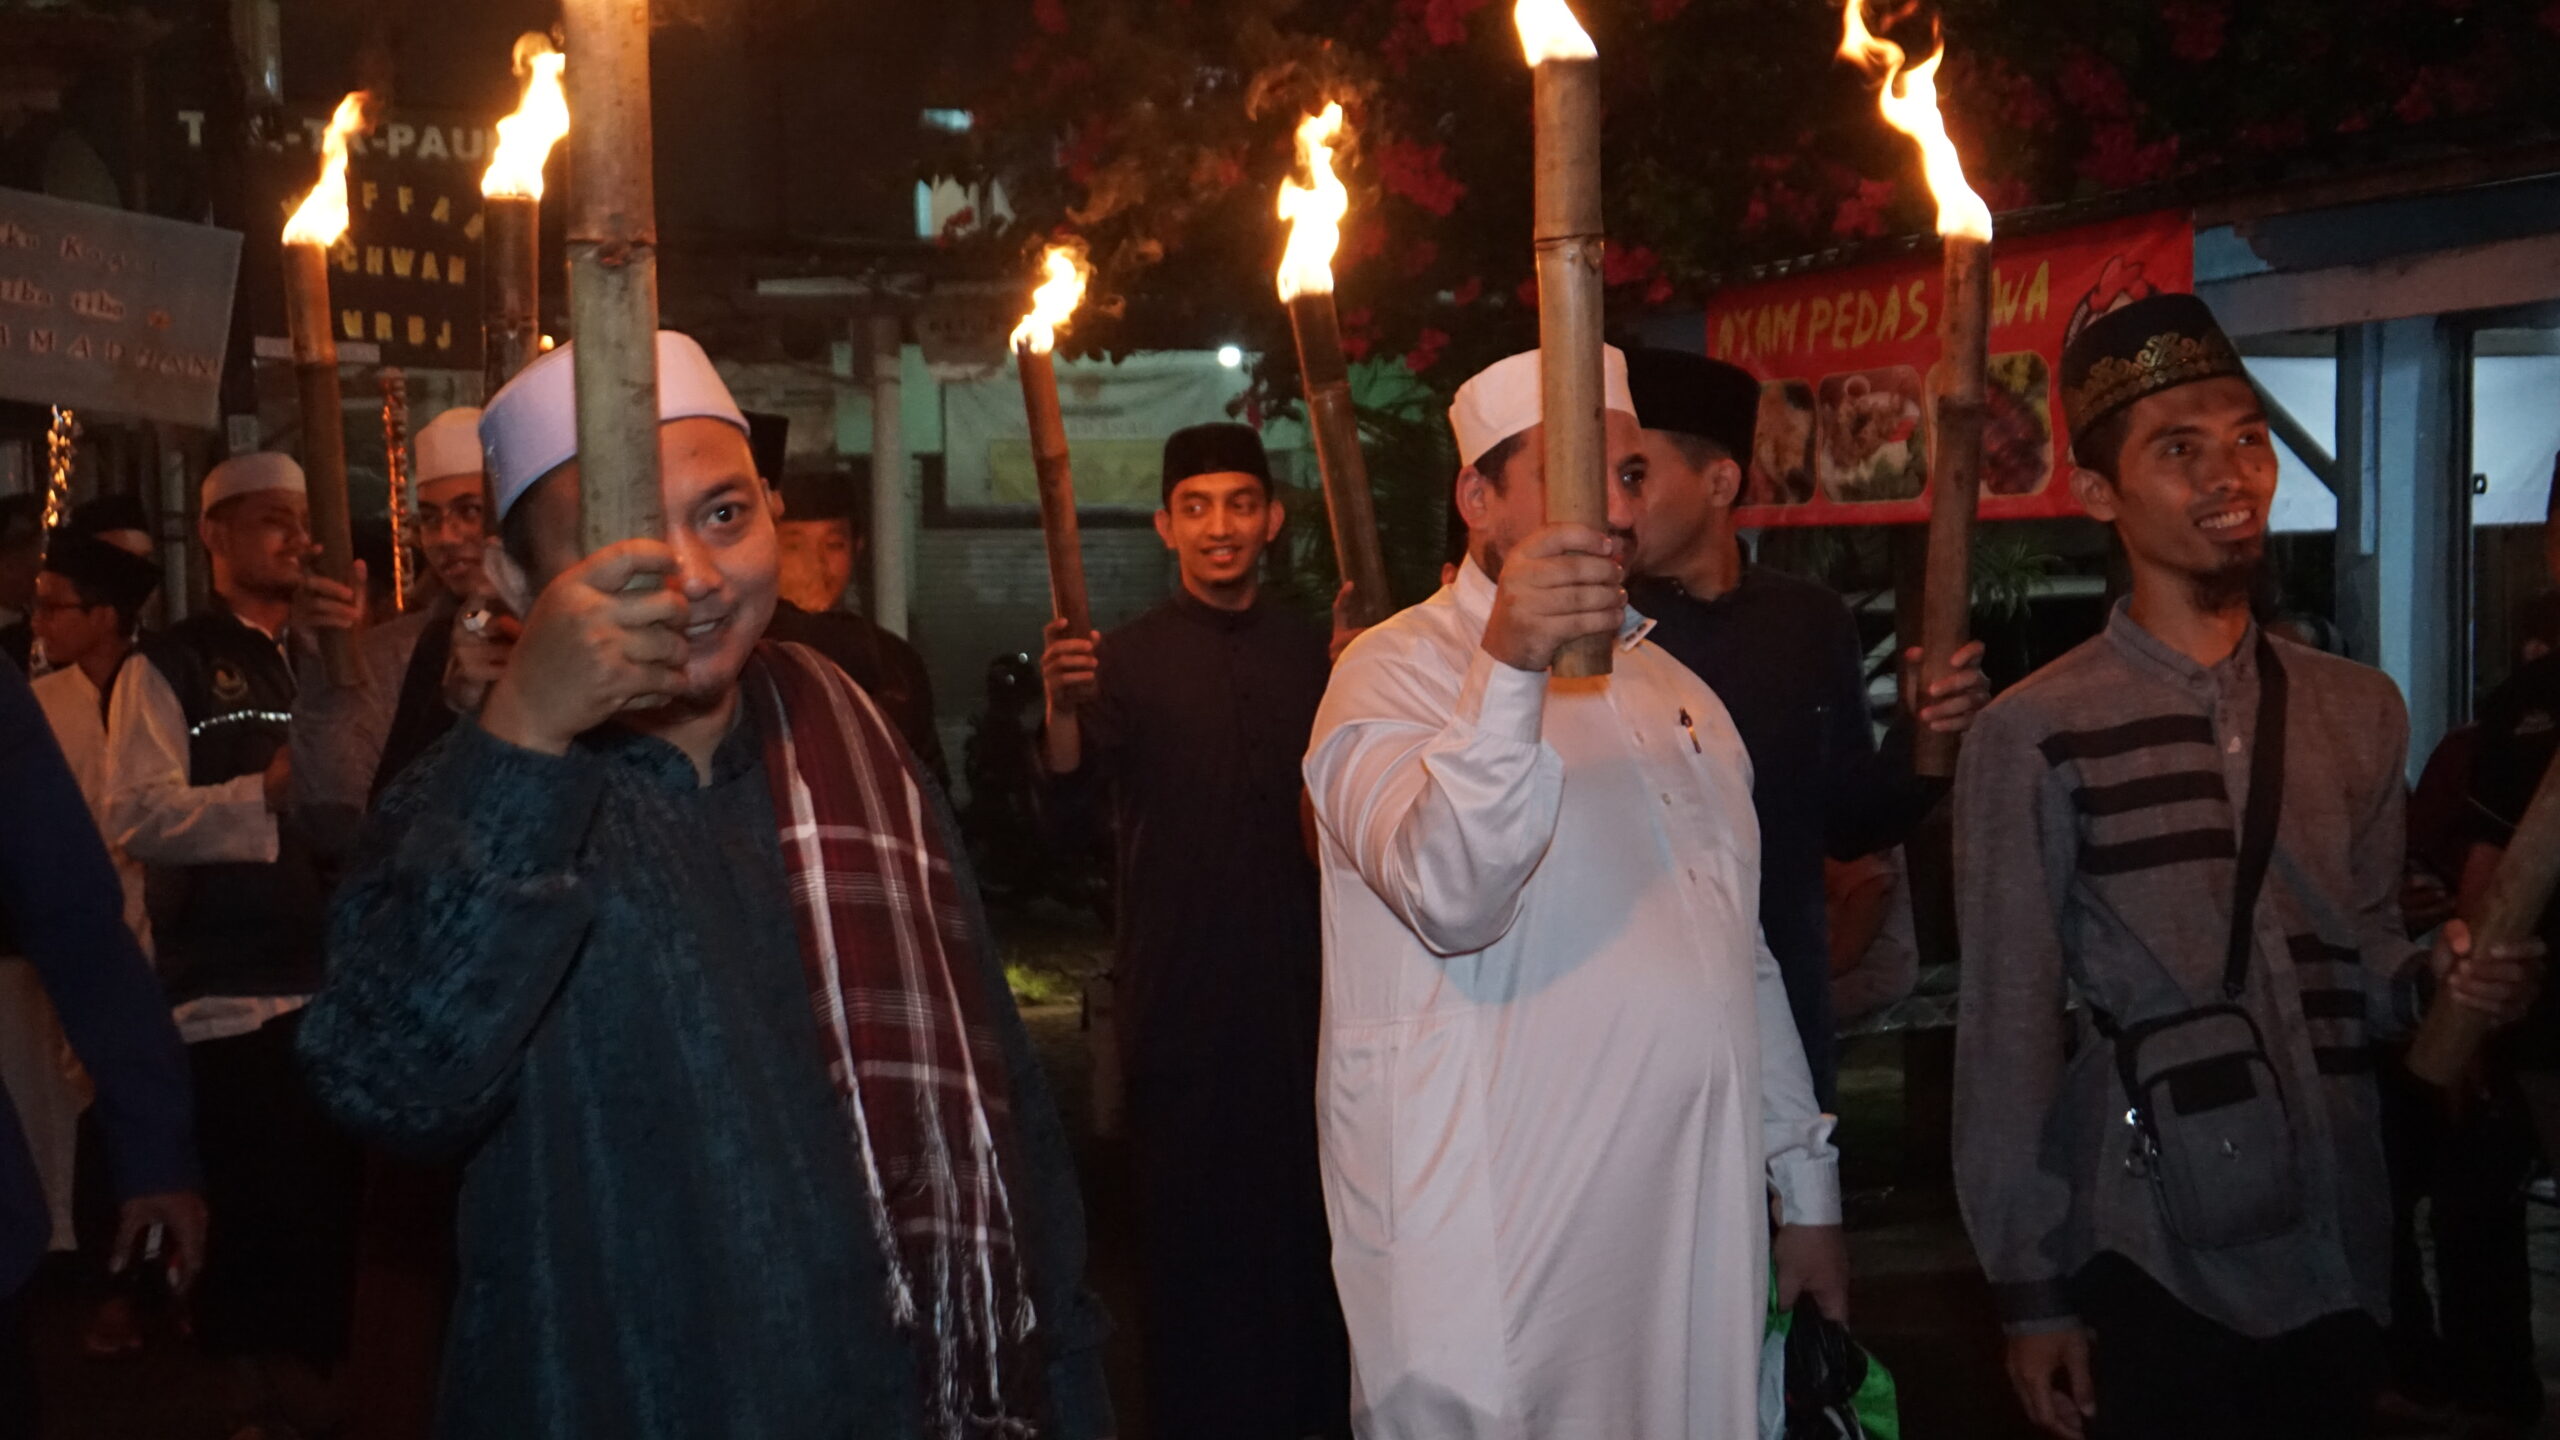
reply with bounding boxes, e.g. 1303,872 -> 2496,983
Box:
43,406 -> 77,536
381,369 -> 413,611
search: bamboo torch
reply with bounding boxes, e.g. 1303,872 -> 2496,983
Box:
481,34 -> 568,395
560,0 -> 661,556
1515,0 -> 1610,679
2407,784 -> 2560,1084
280,91 -> 373,686
1277,102 -> 1392,630
1013,245 -> 1095,645
1841,4 -> 1994,778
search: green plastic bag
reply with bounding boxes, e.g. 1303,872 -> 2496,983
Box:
1759,1270 -> 1899,1440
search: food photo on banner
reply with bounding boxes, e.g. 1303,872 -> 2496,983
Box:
1705,210 -> 2193,527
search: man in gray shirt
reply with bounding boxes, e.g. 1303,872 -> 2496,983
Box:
1953,293 -> 2538,1440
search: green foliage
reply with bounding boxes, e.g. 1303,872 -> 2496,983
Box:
1970,527 -> 2059,622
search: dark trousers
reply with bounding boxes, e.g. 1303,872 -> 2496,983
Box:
2378,1059 -> 2541,1421
0,1287 -> 31,1440
1128,1063 -> 1351,1440
191,1011 -> 363,1369
2074,1254 -> 2383,1440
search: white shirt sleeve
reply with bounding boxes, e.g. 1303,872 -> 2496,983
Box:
103,656 -> 279,867
1305,637 -> 1566,956
1757,931 -> 1843,1225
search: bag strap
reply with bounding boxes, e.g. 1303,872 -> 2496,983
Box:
2223,633 -> 2288,1000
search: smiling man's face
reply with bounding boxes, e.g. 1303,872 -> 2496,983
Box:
2072,376 -> 2277,612
513,416 -> 780,711
1156,470 -> 1280,604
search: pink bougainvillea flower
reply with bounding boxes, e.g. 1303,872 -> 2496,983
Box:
1399,237 -> 1440,279
1981,176 -> 2035,214
2160,0 -> 2229,63
1827,178 -> 1896,240
1340,308 -> 1375,364
2077,124 -> 2179,190
1405,327 -> 1451,373
2056,51 -> 2133,122
1602,243 -> 1661,288
1424,0 -> 1493,46
1377,139 -> 1467,217
1450,275 -> 1485,306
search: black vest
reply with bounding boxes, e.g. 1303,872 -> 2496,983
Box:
138,609 -> 326,1003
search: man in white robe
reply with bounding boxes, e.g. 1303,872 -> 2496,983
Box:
1305,347 -> 1842,1440
10,529 -> 161,1256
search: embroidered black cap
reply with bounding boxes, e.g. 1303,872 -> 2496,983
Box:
2059,292 -> 2248,460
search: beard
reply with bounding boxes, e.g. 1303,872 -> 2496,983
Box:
2186,540 -> 2267,614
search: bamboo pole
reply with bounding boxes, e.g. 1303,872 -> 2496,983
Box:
1287,294 -> 1392,629
561,0 -> 662,557
1016,344 -> 1092,642
282,240 -> 359,684
484,194 -> 542,394
1529,44 -> 1610,679
1914,234 -> 1990,778
2406,774 -> 2560,1085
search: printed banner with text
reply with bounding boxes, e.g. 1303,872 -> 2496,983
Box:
0,187 -> 240,428
1704,210 -> 2192,528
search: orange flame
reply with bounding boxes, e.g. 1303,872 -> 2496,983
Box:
1010,245 -> 1091,356
1514,0 -> 1597,64
481,34 -> 569,201
1275,103 -> 1350,304
282,92 -> 371,247
1838,3 -> 1990,241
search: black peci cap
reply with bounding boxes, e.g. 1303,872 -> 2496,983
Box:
1624,346 -> 1761,463
41,528 -> 161,611
744,410 -> 790,487
1160,422 -> 1272,506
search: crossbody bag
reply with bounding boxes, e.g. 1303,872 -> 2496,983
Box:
2092,635 -> 2307,1251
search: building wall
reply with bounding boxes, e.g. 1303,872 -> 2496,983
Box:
910,525 -> 1171,790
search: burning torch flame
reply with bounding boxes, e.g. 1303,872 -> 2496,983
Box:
1514,0 -> 1597,64
1010,245 -> 1091,357
1275,103 -> 1349,304
482,34 -> 570,201
282,92 -> 371,248
1838,2 -> 1991,242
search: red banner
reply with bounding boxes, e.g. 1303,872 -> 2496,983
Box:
1703,210 -> 2193,527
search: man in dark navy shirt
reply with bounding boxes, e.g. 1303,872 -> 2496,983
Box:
1039,423 -> 1349,1440
1619,347 -> 1987,1103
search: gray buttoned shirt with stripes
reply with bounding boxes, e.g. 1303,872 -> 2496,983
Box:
1952,601 -> 2424,1339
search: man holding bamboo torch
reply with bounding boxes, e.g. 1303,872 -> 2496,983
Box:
299,332 -> 1110,1440
1305,347 -> 1836,1438
1038,421 -> 1349,1440
99,452 -> 364,1436
1954,293 -> 2540,1440
1618,346 -> 1988,1107
290,406 -> 491,852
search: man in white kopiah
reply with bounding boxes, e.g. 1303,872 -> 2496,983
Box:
287,405 -> 494,857
1304,345 -> 1843,1439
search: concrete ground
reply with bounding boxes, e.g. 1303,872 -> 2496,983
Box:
23,925 -> 2560,1438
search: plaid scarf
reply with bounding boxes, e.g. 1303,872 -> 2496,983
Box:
745,641 -> 1040,1437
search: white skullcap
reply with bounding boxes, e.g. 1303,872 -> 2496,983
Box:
1448,345 -> 1635,468
479,331 -> 748,519
200,452 -> 307,516
413,407 -> 485,486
